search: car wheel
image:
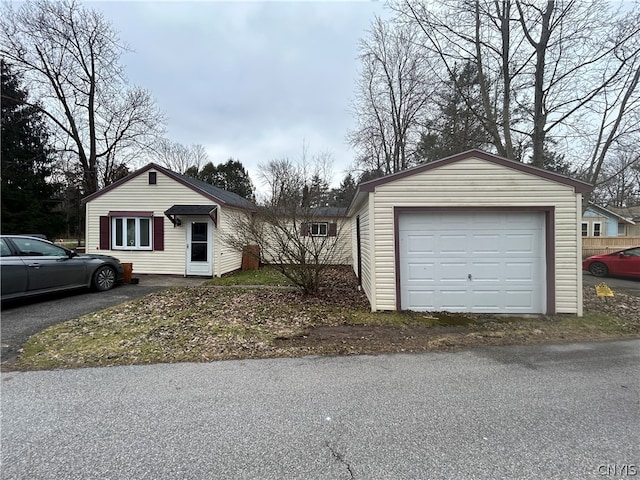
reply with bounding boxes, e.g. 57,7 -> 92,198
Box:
93,265 -> 116,291
589,262 -> 609,277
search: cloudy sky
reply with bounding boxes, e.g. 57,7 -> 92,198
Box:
92,1 -> 387,189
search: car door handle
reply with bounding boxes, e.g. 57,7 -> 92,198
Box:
27,263 -> 41,269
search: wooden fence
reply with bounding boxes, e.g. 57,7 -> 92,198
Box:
582,237 -> 640,258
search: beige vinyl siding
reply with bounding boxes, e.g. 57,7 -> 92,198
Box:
216,206 -> 245,276
372,157 -> 582,314
85,169 -> 220,275
333,217 -> 352,265
354,198 -> 374,310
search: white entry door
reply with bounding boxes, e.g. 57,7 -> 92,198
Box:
399,211 -> 545,313
186,218 -> 213,276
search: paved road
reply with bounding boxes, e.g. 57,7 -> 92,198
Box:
2,340 -> 638,480
0,276 -> 204,366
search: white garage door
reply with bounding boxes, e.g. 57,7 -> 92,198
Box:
399,211 -> 545,313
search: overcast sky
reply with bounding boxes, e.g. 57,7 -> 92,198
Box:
92,1 -> 387,189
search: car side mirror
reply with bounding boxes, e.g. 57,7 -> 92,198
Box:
618,253 -> 625,258
66,249 -> 77,258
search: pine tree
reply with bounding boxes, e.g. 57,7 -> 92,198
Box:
1,60 -> 62,238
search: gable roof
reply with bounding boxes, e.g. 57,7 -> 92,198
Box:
348,149 -> 593,214
82,163 -> 255,211
606,205 -> 640,222
586,203 -> 636,224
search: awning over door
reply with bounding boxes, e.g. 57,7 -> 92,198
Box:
164,205 -> 217,227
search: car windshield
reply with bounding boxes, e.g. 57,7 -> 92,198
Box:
12,238 -> 67,257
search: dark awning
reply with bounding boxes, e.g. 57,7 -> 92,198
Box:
164,205 -> 217,227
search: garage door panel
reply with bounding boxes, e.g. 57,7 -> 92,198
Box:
504,262 -> 535,281
406,290 -> 435,309
471,262 -> 501,281
504,290 -> 536,310
399,211 -> 546,313
470,290 -> 501,310
505,233 -> 537,254
471,234 -> 501,254
439,235 -> 467,254
406,234 -> 435,255
407,263 -> 435,281
439,262 -> 468,282
438,289 -> 469,310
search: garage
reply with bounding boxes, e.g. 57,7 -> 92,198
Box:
348,150 -> 592,315
398,209 -> 545,313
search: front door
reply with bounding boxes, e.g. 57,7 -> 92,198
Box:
186,219 -> 213,276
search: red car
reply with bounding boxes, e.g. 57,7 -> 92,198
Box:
583,246 -> 640,279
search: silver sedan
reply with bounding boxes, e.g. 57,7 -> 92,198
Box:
0,235 -> 124,301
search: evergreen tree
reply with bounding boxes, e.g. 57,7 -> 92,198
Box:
415,61 -> 491,163
329,173 -> 358,208
1,60 -> 62,238
186,158 -> 255,201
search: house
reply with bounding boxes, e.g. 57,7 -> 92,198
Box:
347,150 -> 593,316
605,206 -> 640,236
582,203 -> 635,237
244,206 -> 352,266
82,163 -> 255,277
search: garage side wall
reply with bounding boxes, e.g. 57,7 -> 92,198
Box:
85,169 -> 219,275
371,158 -> 581,314
354,198 -> 374,309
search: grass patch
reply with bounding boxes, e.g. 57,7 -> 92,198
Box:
11,284 -> 639,371
206,267 -> 293,286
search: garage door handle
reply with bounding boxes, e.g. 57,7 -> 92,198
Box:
468,274 -> 472,280
28,263 -> 41,269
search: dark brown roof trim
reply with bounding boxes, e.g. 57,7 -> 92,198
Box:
359,149 -> 593,194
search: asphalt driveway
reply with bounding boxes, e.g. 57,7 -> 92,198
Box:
1,340 -> 638,479
0,275 -> 205,366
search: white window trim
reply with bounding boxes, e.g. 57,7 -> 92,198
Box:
310,222 -> 328,237
112,216 -> 152,250
592,222 -> 602,237
581,222 -> 589,237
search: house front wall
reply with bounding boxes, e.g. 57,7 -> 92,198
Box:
86,168 -> 233,276
370,157 -> 582,314
583,208 -> 618,237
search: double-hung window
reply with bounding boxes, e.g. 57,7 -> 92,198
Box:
112,216 -> 152,250
310,222 -> 328,237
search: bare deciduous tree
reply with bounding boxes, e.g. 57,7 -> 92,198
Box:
153,139 -> 208,174
348,16 -> 433,175
392,0 -> 640,185
222,150 -> 348,294
1,0 -> 164,193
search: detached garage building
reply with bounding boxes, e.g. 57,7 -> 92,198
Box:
348,150 -> 592,316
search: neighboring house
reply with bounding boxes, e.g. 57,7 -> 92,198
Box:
582,203 -> 635,237
82,163 -> 255,277
606,206 -> 640,237
347,149 -> 592,316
